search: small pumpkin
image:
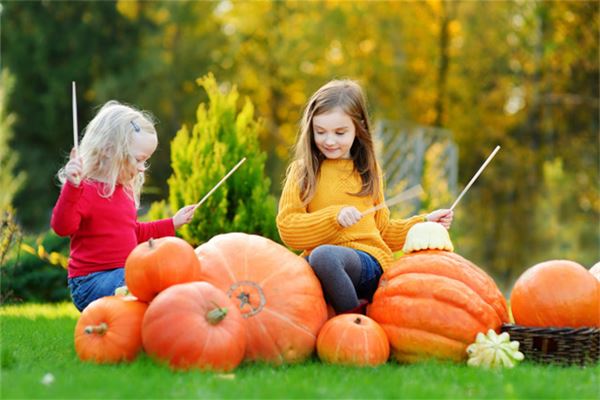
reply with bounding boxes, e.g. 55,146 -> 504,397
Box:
590,261 -> 600,281
510,260 -> 599,328
142,281 -> 246,372
74,295 -> 148,363
368,222 -> 509,363
125,237 -> 201,302
466,329 -> 524,368
317,314 -> 389,366
195,233 -> 328,364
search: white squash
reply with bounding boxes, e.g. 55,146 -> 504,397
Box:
466,329 -> 524,368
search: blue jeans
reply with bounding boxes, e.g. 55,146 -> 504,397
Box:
354,250 -> 383,301
68,268 -> 125,312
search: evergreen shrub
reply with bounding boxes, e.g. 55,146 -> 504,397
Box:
148,74 -> 279,245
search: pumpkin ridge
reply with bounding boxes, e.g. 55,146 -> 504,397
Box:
361,328 -> 370,364
384,255 -> 508,322
243,234 -> 251,281
250,311 -> 285,363
195,325 -> 215,367
375,273 -> 500,327
262,307 -> 318,339
373,295 -> 491,342
382,325 -> 467,361
334,324 -> 350,359
391,252 -> 489,288
198,244 -> 237,284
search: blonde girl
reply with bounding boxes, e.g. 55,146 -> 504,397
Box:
276,80 -> 453,314
51,101 -> 197,311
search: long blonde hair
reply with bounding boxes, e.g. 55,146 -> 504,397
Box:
289,79 -> 380,204
58,100 -> 157,207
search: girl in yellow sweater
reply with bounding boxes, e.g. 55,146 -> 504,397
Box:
276,79 -> 453,314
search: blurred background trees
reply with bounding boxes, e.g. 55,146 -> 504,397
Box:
2,0 -> 598,296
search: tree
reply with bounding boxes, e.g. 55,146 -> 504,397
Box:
148,74 -> 278,245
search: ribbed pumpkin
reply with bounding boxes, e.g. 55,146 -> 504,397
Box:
368,222 -> 509,363
142,281 -> 246,372
317,314 -> 389,366
74,294 -> 148,363
125,237 -> 201,302
195,233 -> 328,364
510,260 -> 599,328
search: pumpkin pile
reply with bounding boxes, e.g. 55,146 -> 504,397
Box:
73,225 -> 597,370
74,233 -> 329,370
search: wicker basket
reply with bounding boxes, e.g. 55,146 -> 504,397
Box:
501,324 -> 600,366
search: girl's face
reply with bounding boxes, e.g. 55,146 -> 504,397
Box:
130,131 -> 158,173
312,107 -> 356,160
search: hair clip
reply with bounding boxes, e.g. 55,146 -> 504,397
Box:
130,120 -> 141,132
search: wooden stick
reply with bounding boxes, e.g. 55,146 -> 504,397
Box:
361,184 -> 423,216
195,157 -> 246,208
72,81 -> 79,155
450,145 -> 501,211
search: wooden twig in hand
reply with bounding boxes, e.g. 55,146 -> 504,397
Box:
195,158 -> 247,209
72,81 -> 79,155
450,145 -> 500,211
361,184 -> 423,216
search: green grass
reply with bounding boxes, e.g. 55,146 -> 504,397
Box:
1,303 -> 599,399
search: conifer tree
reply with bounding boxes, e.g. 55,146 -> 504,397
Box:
150,73 -> 278,245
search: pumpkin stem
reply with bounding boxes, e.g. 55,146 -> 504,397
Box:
353,317 -> 362,325
206,303 -> 228,325
84,322 -> 108,335
148,238 -> 154,249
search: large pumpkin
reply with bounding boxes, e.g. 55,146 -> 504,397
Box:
510,259 -> 599,328
317,314 -> 389,366
368,222 -> 509,363
74,295 -> 148,363
195,233 -> 328,364
125,237 -> 201,302
142,281 -> 246,372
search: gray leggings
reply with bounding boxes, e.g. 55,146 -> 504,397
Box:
307,245 -> 364,313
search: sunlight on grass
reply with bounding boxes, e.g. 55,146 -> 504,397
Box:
0,302 -> 79,319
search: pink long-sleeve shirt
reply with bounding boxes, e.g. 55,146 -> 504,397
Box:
51,180 -> 175,278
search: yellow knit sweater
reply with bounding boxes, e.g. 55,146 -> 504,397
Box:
276,159 -> 425,271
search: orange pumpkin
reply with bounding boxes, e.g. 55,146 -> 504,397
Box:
368,222 -> 509,363
125,237 -> 201,302
317,314 -> 389,366
142,281 -> 246,372
195,233 -> 328,364
510,260 -> 599,328
74,295 -> 148,363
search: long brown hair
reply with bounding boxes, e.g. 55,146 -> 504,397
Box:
288,79 -> 380,204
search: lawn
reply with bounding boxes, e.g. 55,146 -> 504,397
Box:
1,303 -> 598,399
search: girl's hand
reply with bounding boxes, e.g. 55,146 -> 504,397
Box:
173,204 -> 197,229
337,206 -> 362,228
65,148 -> 83,186
426,208 -> 453,229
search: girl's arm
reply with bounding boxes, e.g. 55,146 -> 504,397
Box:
50,181 -> 85,237
374,167 -> 426,251
135,218 -> 175,243
135,203 -> 195,242
276,165 -> 344,250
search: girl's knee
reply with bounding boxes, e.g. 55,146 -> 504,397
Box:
309,245 -> 339,270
